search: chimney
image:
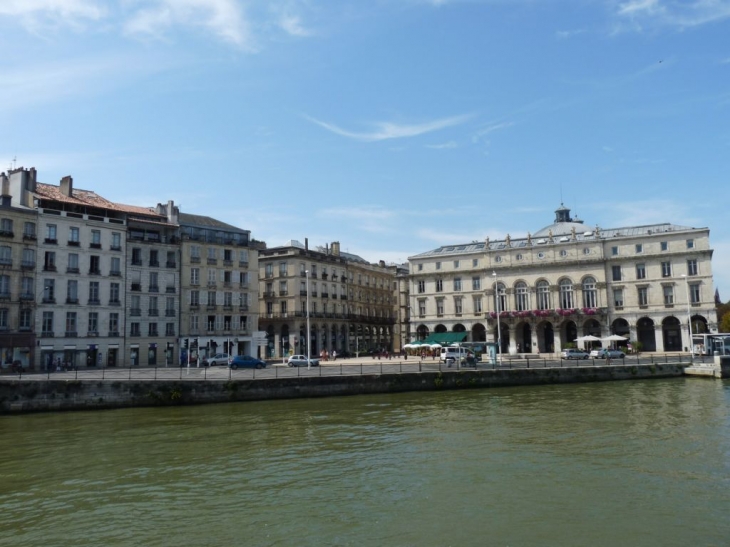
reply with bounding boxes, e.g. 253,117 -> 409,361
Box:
305,238 -> 308,251
60,176 -> 73,197
379,260 -> 385,267
331,241 -> 340,256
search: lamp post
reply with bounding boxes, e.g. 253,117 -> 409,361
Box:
306,269 -> 311,369
681,274 -> 693,363
493,271 -> 502,366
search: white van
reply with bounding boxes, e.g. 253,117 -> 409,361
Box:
440,347 -> 475,365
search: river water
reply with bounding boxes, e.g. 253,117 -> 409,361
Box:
1,378 -> 729,547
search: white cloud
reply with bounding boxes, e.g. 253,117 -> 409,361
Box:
0,0 -> 105,32
615,0 -> 730,29
304,113 -> 474,142
425,141 -> 457,149
471,121 -> 514,144
277,13 -> 313,37
123,0 -> 254,49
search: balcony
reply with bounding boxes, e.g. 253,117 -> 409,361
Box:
130,308 -> 141,316
148,309 -> 159,316
108,331 -> 120,337
66,267 -> 80,274
263,291 -> 276,298
67,240 -> 80,247
239,261 -> 248,268
207,258 -> 218,265
149,260 -> 160,267
321,292 -> 329,298
41,331 -> 54,337
20,293 -> 34,300
109,299 -> 121,306
149,285 -> 159,293
42,297 -> 56,304
131,283 -> 141,291
87,331 -> 99,337
130,331 -> 141,337
190,256 -> 200,264
110,270 -> 121,277
21,261 -> 35,270
23,233 -> 37,241
66,297 -> 79,304
65,331 -> 78,338
0,230 -> 13,238
0,291 -> 9,300
88,269 -> 101,275
87,298 -> 101,306
165,309 -> 176,317
110,245 -> 122,251
131,259 -> 143,266
44,238 -> 57,245
166,286 -> 176,293
90,243 -> 101,249
43,265 -> 57,272
166,261 -> 176,268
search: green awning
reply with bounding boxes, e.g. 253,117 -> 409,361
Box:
422,332 -> 468,345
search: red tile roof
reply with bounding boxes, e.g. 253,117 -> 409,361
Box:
35,182 -> 163,218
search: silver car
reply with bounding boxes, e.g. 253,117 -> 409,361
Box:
202,353 -> 230,366
287,355 -> 320,367
589,349 -> 625,359
561,349 -> 589,360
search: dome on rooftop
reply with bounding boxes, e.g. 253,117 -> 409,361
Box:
533,204 -> 586,238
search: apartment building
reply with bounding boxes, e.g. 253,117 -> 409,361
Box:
258,240 -> 398,358
408,205 -> 717,355
178,213 -> 259,361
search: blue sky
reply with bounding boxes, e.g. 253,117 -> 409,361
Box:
1,0 -> 729,298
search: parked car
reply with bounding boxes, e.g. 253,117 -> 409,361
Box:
439,347 -> 476,365
561,349 -> 590,360
229,355 -> 267,369
589,348 -> 625,359
202,353 -> 229,367
287,355 -> 320,367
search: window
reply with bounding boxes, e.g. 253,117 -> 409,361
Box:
207,247 -> 217,260
207,291 -> 216,306
191,245 -> 201,260
496,283 -> 507,312
417,280 -> 425,294
191,268 -> 199,285
686,239 -> 694,249
109,313 -> 119,335
613,288 -> 624,307
473,259 -> 479,267
22,248 -> 35,268
89,255 -> 100,275
65,312 -> 77,336
150,249 -> 159,267
111,257 -> 121,275
537,280 -> 550,310
190,316 -> 199,332
612,265 -> 622,281
0,275 -> 9,298
45,224 -> 57,243
417,263 -> 423,271
279,261 -> 287,276
611,246 -> 618,256
0,218 -> 11,234
661,241 -> 668,251
517,253 -> 524,260
495,256 -> 502,263
42,311 -> 54,335
435,262 -> 441,270
472,276 -> 481,290
455,297 -> 463,315
108,282 -> 119,304
418,300 -> 426,316
111,232 -> 121,250
663,285 -> 674,305
66,280 -> 78,303
44,251 -> 56,271
583,248 -> 590,255
131,295 -> 141,315
149,296 -> 158,315
90,280 -> 101,304
661,261 -> 672,278
515,282 -> 529,311
148,323 -> 158,336
0,246 -> 10,265
191,290 -> 200,306
436,299 -> 444,316
635,244 -> 643,253
638,287 -> 648,307
559,279 -> 574,309
636,263 -> 646,280
0,308 -> 7,329
19,309 -> 32,330
265,263 -> 274,278
91,229 -> 101,247
88,312 -> 98,334
207,269 -> 216,285
453,260 -> 460,269
239,249 -> 249,264
224,292 -> 233,307
473,296 -> 483,313
687,259 -> 698,276
24,222 -> 36,239
131,322 -> 141,337
582,277 -> 597,308
43,280 -> 55,303
69,227 -> 80,244
436,279 -> 443,292
453,278 -> 462,292
559,250 -> 567,257
21,277 -> 33,298
149,272 -> 159,291
690,283 -> 700,304
132,248 -> 142,265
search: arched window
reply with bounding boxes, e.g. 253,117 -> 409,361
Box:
537,280 -> 551,310
582,277 -> 597,309
559,279 -> 574,309
515,282 -> 529,311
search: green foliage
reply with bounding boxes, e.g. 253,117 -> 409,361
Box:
719,311 -> 730,333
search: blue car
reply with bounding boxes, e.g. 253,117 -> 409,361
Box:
229,355 -> 267,370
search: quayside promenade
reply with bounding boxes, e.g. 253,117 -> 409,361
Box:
2,354 -> 715,414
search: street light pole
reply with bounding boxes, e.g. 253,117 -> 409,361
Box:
493,271 -> 502,366
306,269 -> 311,369
682,274 -> 693,363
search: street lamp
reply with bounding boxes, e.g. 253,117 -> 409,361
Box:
681,274 -> 693,363
306,269 -> 311,369
493,271 -> 502,365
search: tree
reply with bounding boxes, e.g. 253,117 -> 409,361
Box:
720,312 -> 730,333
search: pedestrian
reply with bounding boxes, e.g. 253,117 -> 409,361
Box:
605,349 -> 612,366
332,350 -> 337,361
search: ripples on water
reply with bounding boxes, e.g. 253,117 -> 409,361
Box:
1,379 -> 729,547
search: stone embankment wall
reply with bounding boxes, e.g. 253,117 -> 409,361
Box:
0,364 -> 686,414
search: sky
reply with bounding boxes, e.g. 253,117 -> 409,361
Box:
1,0 -> 729,298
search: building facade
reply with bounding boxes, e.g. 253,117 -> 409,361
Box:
408,205 -> 717,355
178,212 -> 260,362
258,240 -> 398,358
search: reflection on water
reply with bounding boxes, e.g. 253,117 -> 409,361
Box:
1,378 -> 729,547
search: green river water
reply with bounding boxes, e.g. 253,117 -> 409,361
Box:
1,378 -> 729,547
